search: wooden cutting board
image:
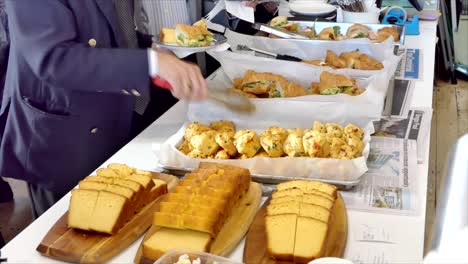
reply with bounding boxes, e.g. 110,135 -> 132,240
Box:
134,181 -> 263,264
36,172 -> 179,264
243,193 -> 347,264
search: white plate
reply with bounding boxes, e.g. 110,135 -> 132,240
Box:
154,33 -> 227,53
289,2 -> 337,16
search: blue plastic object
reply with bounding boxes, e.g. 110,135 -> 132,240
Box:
382,6 -> 420,35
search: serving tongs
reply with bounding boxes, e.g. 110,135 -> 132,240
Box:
252,23 -> 309,39
152,77 -> 255,113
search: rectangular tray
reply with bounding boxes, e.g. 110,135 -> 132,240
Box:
262,21 -> 406,45
157,163 -> 361,190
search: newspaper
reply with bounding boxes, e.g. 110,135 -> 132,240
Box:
374,107 -> 433,163
341,137 -> 419,215
394,48 -> 424,81
382,79 -> 416,118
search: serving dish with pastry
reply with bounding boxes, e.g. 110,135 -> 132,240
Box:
304,50 -> 384,71
157,19 -> 227,50
134,163 -> 262,264
244,180 -> 347,263
229,70 -> 365,98
159,118 -> 373,186
264,16 -> 403,44
177,120 -> 365,160
36,164 -> 178,264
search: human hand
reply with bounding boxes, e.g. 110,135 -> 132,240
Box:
156,52 -> 207,101
241,0 -> 258,9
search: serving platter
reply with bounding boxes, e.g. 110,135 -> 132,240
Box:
134,182 -> 263,264
158,163 -> 361,190
243,194 -> 348,263
36,172 -> 179,264
154,33 -> 228,53
257,21 -> 406,45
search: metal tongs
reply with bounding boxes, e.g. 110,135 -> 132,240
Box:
252,23 -> 309,39
152,77 -> 255,113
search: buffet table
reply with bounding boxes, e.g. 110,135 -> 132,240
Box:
0,20 -> 438,264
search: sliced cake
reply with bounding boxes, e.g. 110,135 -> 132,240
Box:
143,228 -> 212,260
265,214 -> 298,261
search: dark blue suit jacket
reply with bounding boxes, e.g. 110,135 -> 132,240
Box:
0,0 -> 151,193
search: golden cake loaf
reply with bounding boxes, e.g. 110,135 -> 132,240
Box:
265,180 -> 337,263
68,164 -> 168,235
144,163 -> 251,259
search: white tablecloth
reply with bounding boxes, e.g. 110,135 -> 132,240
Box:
0,21 -> 438,264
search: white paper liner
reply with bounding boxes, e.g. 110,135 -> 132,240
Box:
159,121 -> 373,182
225,28 -> 397,61
206,49 -> 398,117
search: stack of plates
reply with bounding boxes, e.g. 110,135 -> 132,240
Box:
289,0 -> 337,20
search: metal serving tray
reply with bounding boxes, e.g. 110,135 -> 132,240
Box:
257,21 -> 406,46
158,163 -> 361,190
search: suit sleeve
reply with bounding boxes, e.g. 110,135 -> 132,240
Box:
6,0 -> 150,94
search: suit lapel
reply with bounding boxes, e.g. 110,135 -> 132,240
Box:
94,0 -> 125,46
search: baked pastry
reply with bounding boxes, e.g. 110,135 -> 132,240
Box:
346,23 -> 370,39
190,130 -> 219,156
376,26 -> 400,42
210,120 -> 235,133
283,128 -> 305,157
234,130 -> 261,158
302,130 -> 330,158
215,131 -> 237,156
318,26 -> 343,40
184,122 -> 211,141
325,50 -> 347,69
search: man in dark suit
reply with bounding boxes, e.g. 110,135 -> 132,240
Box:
0,0 -> 13,203
0,0 -> 207,218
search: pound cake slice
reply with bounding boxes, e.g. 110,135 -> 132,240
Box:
265,214 -> 298,261
266,200 -> 300,215
302,194 -> 334,211
299,203 -> 331,223
143,228 -> 212,260
89,191 -> 128,234
277,180 -> 337,199
68,189 -> 99,231
78,181 -> 137,223
293,217 -> 328,263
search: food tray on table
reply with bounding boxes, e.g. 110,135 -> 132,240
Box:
257,21 -> 405,45
156,118 -> 374,189
158,163 -> 360,189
